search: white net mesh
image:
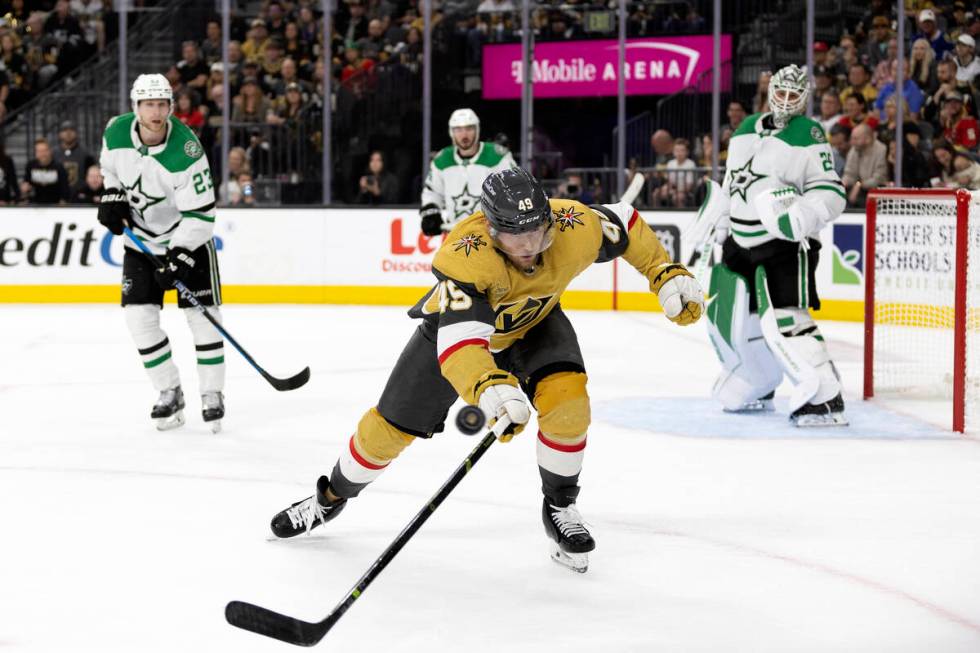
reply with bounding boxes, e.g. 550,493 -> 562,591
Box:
870,193 -> 980,431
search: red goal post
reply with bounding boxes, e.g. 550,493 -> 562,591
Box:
863,188 -> 973,432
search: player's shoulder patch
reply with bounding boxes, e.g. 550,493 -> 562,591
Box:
550,198 -> 589,233
775,115 -> 827,148
104,113 -> 136,150
433,213 -> 504,291
153,117 -> 206,173
432,146 -> 457,171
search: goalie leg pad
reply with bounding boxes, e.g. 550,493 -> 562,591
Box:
124,304 -> 180,391
756,267 -> 841,413
331,407 -> 415,498
707,264 -> 783,411
184,307 -> 225,393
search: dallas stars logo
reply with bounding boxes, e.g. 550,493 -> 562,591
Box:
450,187 -> 481,220
124,175 -> 166,219
553,206 -> 584,232
453,233 -> 487,256
727,157 -> 767,203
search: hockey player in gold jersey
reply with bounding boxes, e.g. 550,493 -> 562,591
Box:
269,168 -> 704,572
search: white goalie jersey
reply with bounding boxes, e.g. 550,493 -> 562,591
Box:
721,112 -> 846,249
99,113 -> 217,255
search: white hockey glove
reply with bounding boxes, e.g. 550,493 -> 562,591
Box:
655,266 -> 704,326
753,186 -> 828,242
478,382 -> 531,443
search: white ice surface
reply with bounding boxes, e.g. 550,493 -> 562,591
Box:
2,305 -> 980,652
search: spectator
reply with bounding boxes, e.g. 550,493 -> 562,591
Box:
200,20 -> 222,65
282,21 -> 312,67
650,128 -> 674,167
839,63 -> 878,105
659,138 -> 696,208
813,65 -> 837,99
70,0 -> 104,54
337,0 -> 369,45
913,8 -> 954,61
752,70 -> 771,113
818,91 -> 843,132
174,91 -> 205,135
23,11 -> 60,90
54,120 -> 95,190
241,18 -> 270,63
813,41 -> 840,79
231,171 -> 256,206
876,96 -> 912,144
22,138 -> 70,205
938,91 -> 979,150
887,124 -> 930,188
220,146 -> 250,203
719,99 -> 746,151
232,77 -> 271,123
265,1 -> 288,39
271,57 -> 309,97
71,163 -> 103,203
297,6 -> 319,45
864,15 -> 893,70
246,128 -> 272,178
922,59 -> 968,128
948,1 -> 971,42
340,41 -> 374,83
910,37 -> 937,92
953,152 -> 980,189
2,32 -> 31,110
556,172 -> 594,204
260,37 -> 284,88
951,34 -> 980,85
0,64 -> 9,123
842,124 -> 888,207
835,35 -> 860,75
357,18 -> 387,61
0,138 -> 20,205
357,150 -> 399,204
267,81 -> 307,125
44,0 -> 84,78
828,124 -> 851,177
871,37 -> 898,88
930,140 -> 957,187
226,40 -> 244,88
838,92 -> 880,130
173,41 -> 209,96
874,59 -> 925,116
698,132 -> 723,168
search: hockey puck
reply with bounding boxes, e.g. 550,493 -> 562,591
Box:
455,405 -> 486,435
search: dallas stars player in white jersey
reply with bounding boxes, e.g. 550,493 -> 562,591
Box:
419,108 -> 516,236
97,73 -> 226,432
701,64 -> 848,426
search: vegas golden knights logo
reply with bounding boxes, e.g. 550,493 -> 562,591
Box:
494,295 -> 553,333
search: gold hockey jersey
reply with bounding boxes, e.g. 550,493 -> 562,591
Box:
408,198 -> 691,404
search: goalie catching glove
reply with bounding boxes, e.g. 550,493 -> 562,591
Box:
752,186 -> 830,242
652,264 -> 704,326
97,188 -> 131,235
475,371 -> 530,442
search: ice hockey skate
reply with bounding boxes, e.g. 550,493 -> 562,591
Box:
201,391 -> 224,433
270,475 -> 347,538
723,390 -> 775,413
790,393 -> 848,427
542,500 -> 595,573
151,386 -> 185,431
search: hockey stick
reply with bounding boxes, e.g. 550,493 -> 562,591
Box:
122,227 -> 310,391
225,416 -> 512,647
620,170 -> 646,206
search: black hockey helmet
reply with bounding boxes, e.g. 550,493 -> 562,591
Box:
481,167 -> 552,235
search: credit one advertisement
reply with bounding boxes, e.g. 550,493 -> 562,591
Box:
482,35 -> 732,100
0,207 -> 864,320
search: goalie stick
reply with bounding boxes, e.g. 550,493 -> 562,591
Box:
225,416 -> 512,647
123,227 -> 310,391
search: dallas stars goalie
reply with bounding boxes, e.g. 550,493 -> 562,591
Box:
97,73 -> 226,432
696,64 -> 848,427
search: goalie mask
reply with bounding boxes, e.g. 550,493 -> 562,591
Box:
768,64 -> 809,127
130,73 -> 174,116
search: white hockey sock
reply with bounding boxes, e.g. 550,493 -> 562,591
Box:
536,430 -> 586,479
184,307 -> 225,393
124,304 -> 180,392
333,434 -> 389,495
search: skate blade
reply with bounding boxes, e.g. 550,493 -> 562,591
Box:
550,545 -> 589,573
723,399 -> 774,413
207,419 -> 222,434
792,412 -> 848,428
155,411 -> 186,431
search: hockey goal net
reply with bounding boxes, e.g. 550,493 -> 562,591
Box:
864,188 -> 980,432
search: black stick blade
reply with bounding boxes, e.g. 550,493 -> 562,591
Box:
225,600 -> 326,647
264,366 -> 311,392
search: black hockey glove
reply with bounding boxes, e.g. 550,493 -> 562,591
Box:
153,247 -> 196,288
420,203 -> 444,236
97,188 -> 131,235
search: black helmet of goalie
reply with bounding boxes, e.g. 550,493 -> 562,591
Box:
481,167 -> 552,234
768,64 -> 809,127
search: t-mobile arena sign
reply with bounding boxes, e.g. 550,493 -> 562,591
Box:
482,35 -> 731,99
